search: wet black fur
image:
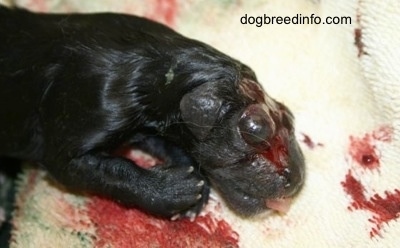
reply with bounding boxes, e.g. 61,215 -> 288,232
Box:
0,6 -> 305,218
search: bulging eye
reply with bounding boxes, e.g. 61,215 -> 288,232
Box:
238,105 -> 275,146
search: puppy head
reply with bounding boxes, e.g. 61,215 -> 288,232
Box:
180,70 -> 305,217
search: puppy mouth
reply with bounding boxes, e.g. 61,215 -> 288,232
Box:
245,130 -> 305,214
262,161 -> 304,214
208,129 -> 305,217
261,143 -> 304,214
265,197 -> 293,213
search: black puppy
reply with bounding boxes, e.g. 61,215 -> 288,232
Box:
0,6 -> 305,218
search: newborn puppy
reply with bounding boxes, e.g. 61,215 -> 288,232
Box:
0,6 -> 305,218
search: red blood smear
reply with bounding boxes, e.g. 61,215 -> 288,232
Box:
145,0 -> 178,27
341,170 -> 367,210
341,171 -> 400,238
262,135 -> 288,175
300,133 -> 324,150
348,135 -> 380,170
348,126 -> 393,170
354,28 -> 367,57
26,0 -> 49,12
372,125 -> 394,142
86,198 -> 239,248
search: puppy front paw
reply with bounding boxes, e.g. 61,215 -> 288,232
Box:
140,163 -> 210,218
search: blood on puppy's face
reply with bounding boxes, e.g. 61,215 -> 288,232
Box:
0,6 -> 305,218
180,70 -> 305,216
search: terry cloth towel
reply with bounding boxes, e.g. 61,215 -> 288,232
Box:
1,0 -> 399,247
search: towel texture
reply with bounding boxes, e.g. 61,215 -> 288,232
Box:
1,0 -> 399,247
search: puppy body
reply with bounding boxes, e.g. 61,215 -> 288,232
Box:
0,6 -> 305,217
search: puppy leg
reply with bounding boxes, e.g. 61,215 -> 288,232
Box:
43,135 -> 209,218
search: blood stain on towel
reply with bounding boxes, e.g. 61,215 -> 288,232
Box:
341,171 -> 400,238
86,197 -> 239,248
300,133 -> 323,150
25,0 -> 49,12
348,125 -> 393,170
354,28 -> 367,57
354,2 -> 368,58
105,146 -> 239,246
342,125 -> 398,238
144,0 -> 178,27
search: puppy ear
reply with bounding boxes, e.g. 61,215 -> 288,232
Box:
180,82 -> 223,140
